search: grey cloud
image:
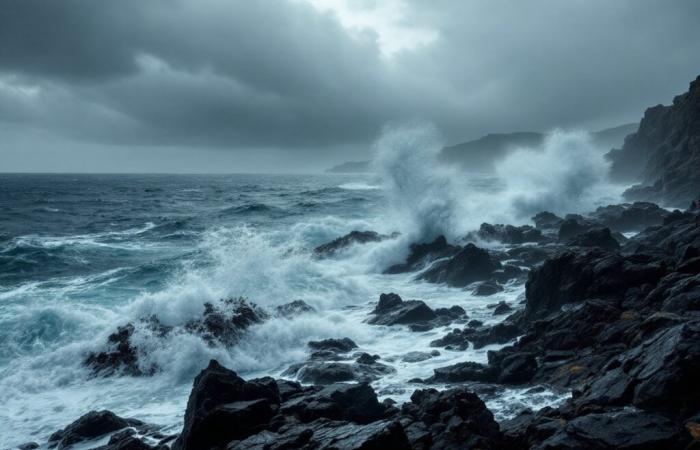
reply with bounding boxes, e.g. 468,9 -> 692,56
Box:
1,0 -> 700,171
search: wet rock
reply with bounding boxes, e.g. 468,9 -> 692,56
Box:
469,322 -> 522,349
368,293 -> 437,326
85,299 -> 267,377
173,360 -> 280,450
228,418 -> 411,450
428,361 -> 497,383
288,358 -> 396,385
591,202 -> 670,232
16,443 -> 39,450
48,410 -> 143,450
558,217 -> 600,241
419,243 -> 502,287
274,300 -> 315,317
533,211 -> 564,230
476,223 -> 545,244
401,350 -> 440,363
384,235 -> 460,274
472,281 -> 504,296
280,383 -> 389,425
507,246 -> 553,267
566,227 -> 621,251
492,301 -> 513,315
95,430 -> 157,450
313,230 -> 384,256
540,409 -> 687,449
307,337 -> 357,353
401,387 -> 506,449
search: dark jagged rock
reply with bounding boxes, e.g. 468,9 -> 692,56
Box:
472,281 -> 504,296
476,223 -> 545,244
367,293 -> 467,332
608,75 -> 700,207
506,246 -> 553,267
523,249 -> 666,321
558,216 -> 600,241
173,360 -> 280,450
283,337 -> 395,384
401,387 -> 506,449
16,443 -> 39,450
280,383 -> 389,425
228,418 -> 411,450
566,227 -> 621,251
85,299 -> 267,376
275,300 -> 315,317
590,202 -> 670,232
532,211 -> 564,231
491,301 -> 513,315
48,410 -> 143,450
313,230 -> 384,256
368,293 -> 437,326
419,243 -> 502,287
307,337 -> 357,353
384,235 -> 460,274
95,429 -> 157,450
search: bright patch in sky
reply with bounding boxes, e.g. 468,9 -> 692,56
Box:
299,0 -> 438,57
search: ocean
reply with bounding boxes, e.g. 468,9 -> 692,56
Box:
1,155 -> 609,446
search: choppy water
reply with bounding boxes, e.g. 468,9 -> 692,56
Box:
0,172 -> 572,447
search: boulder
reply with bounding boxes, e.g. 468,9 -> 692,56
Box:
307,337 -> 357,353
532,211 -> 564,230
48,410 -> 142,450
172,360 -> 280,450
591,202 -> 670,232
419,244 -> 502,287
566,227 -> 621,251
367,293 -> 437,326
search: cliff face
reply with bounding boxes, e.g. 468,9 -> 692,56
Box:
610,75 -> 700,207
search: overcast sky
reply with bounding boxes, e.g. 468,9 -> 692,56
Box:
1,0 -> 699,173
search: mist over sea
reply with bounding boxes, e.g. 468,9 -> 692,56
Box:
0,129 -> 623,447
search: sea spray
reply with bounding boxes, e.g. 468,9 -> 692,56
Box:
495,130 -> 623,219
372,123 -> 467,242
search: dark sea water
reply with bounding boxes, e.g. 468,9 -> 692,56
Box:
0,173 -> 566,447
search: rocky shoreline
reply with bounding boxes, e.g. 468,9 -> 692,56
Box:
14,196 -> 700,450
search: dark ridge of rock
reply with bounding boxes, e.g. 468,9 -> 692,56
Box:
472,280 -> 505,296
566,227 -> 621,251
307,337 -> 357,353
313,230 -> 385,256
608,75 -> 700,207
172,360 -> 280,450
430,321 -> 522,352
274,300 -> 315,317
85,299 -> 267,377
95,430 -> 158,450
286,358 -> 396,385
47,410 -> 144,450
419,243 -> 502,287
475,223 -> 545,244
384,235 -> 459,274
16,443 -> 39,450
590,202 -> 670,232
532,211 -> 564,231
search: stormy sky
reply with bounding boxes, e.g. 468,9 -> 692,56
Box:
1,0 -> 699,173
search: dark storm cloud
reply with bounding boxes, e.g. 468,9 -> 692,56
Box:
1,0 -> 700,168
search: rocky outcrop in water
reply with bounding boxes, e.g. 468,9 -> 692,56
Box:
84,299 -> 306,376
608,75 -> 700,207
314,230 -> 394,257
384,235 -> 460,274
